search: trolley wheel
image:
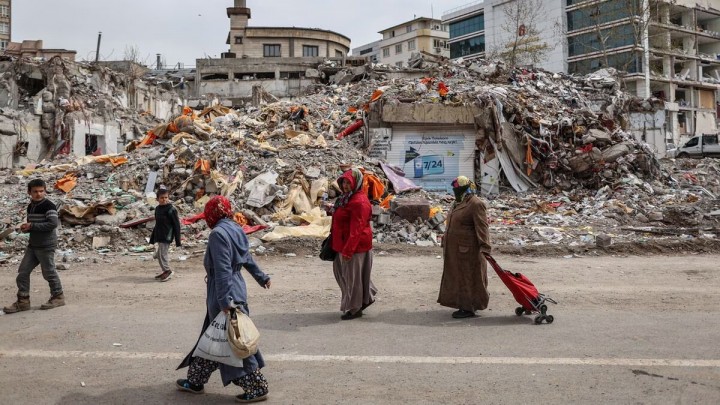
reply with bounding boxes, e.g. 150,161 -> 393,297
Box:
540,304 -> 548,314
545,315 -> 554,324
534,315 -> 543,324
515,307 -> 525,316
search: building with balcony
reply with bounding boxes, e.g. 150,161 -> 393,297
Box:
442,0 -> 719,152
0,0 -> 10,52
372,17 -> 450,68
566,0 -> 720,147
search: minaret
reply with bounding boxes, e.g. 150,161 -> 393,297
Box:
227,0 -> 251,57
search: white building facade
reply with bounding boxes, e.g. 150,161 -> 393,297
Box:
354,17 -> 450,68
442,0 -> 566,73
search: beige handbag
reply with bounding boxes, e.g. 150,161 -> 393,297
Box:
227,307 -> 260,359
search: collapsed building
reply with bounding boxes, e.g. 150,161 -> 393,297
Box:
0,53 -> 718,263
0,56 -> 178,169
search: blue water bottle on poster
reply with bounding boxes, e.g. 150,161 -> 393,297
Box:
414,157 -> 424,178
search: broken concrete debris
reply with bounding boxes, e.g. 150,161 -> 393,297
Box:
0,55 -> 718,258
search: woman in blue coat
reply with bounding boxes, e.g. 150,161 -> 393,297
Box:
176,196 -> 272,403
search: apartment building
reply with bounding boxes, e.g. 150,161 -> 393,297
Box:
352,40 -> 381,63
0,0 -> 10,52
443,0 -> 720,150
373,17 -> 450,68
566,0 -> 720,145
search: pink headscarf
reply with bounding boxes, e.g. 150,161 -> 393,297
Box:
204,196 -> 233,229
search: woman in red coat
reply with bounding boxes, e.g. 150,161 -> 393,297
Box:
331,169 -> 377,320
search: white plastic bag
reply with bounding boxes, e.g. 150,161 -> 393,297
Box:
192,312 -> 244,367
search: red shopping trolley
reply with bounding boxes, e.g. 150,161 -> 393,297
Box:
484,253 -> 557,324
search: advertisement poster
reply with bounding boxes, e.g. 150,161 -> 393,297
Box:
401,134 -> 467,192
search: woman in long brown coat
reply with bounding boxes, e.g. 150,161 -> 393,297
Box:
438,176 -> 492,318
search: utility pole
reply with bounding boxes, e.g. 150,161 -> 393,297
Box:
95,31 -> 102,62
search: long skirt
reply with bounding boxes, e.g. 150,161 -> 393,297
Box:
333,250 -> 377,313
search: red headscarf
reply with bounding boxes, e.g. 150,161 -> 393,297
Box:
204,196 -> 233,229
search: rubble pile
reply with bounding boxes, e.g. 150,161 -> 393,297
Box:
1,57 -> 718,262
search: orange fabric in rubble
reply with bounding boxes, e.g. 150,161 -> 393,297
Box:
359,170 -> 385,202
438,82 -> 449,97
55,173 -> 77,193
194,159 -> 211,175
526,141 -> 535,176
94,156 -> 128,167
138,133 -> 157,147
379,194 -> 393,209
233,212 -> 248,226
182,106 -> 197,119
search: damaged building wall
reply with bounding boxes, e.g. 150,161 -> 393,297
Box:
380,104 -> 481,192
630,111 -> 667,157
387,126 -> 476,192
196,57 -> 342,101
0,56 -> 179,168
69,117 -> 122,156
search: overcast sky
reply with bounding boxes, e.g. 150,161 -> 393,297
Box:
13,0 -> 474,67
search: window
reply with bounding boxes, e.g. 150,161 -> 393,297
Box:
0,5 -> 8,17
303,45 -> 319,57
359,48 -> 374,55
568,51 -> 642,75
396,62 -> 404,68
391,30 -> 396,37
406,25 -> 413,34
450,35 -> 485,58
15,141 -> 28,157
450,14 -> 484,38
434,39 -> 447,48
335,50 -> 344,58
234,36 -> 243,44
263,44 -> 281,57
202,73 -> 230,81
395,44 -> 402,54
0,23 -> 8,35
0,41 -> 7,51
408,40 -> 416,51
566,0 -> 640,32
684,137 -> 698,147
382,48 -> 390,57
85,135 -> 100,156
567,24 -> 636,57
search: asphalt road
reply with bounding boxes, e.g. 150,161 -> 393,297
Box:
1,252 -> 719,404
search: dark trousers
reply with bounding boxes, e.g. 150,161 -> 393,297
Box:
16,247 -> 63,297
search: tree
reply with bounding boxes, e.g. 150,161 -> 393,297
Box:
557,0 -> 677,77
488,0 -> 553,67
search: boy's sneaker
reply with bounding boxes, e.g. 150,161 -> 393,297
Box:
154,273 -> 164,280
176,379 -> 204,394
40,293 -> 65,310
158,271 -> 174,282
